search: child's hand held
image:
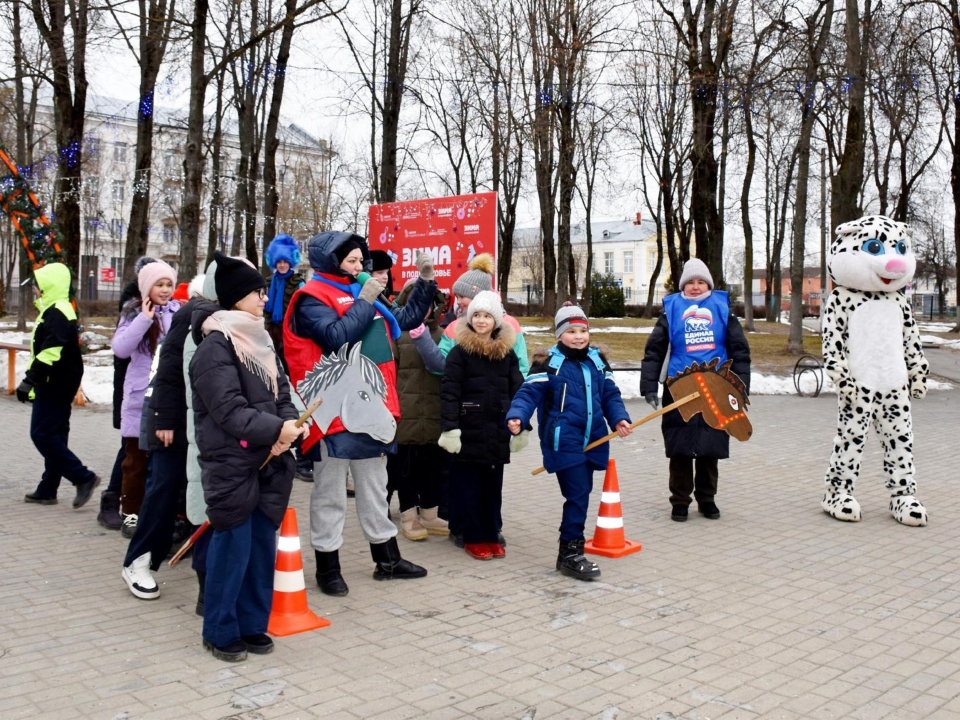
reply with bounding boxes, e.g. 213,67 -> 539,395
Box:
279,419 -> 302,444
507,419 -> 522,435
616,420 -> 633,438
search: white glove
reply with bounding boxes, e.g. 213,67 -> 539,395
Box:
509,430 -> 530,454
438,429 -> 462,454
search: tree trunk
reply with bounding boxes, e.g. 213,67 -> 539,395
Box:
741,87 -> 757,331
179,0 -> 209,279
379,0 -> 419,203
205,69 -> 226,268
13,0 -> 29,330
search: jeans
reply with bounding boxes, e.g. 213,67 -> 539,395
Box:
30,396 -> 96,497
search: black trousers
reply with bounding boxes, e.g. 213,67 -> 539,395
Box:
106,442 -> 126,494
30,396 -> 96,497
669,457 -> 719,507
386,444 -> 444,512
124,443 -> 188,571
450,460 -> 503,544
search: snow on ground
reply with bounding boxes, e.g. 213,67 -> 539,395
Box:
521,324 -> 653,335
919,322 -> 956,333
921,335 -> 960,350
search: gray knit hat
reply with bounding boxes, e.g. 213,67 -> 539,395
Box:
466,290 -> 504,328
452,253 -> 494,299
678,258 -> 714,290
554,302 -> 589,338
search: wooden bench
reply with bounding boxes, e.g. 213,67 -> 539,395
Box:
0,341 -> 31,395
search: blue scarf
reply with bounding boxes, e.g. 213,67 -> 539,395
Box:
312,272 -> 401,339
265,269 -> 293,324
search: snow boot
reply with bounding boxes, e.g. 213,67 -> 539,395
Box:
314,549 -> 349,596
557,539 -> 601,581
419,506 -> 449,536
295,456 -> 314,482
371,538 -> 428,580
121,513 -> 138,539
97,491 -> 122,530
241,634 -> 274,654
400,508 -> 428,541
73,475 -> 101,509
195,570 -> 206,616
122,552 -> 160,599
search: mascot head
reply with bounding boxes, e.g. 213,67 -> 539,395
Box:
828,215 -> 916,293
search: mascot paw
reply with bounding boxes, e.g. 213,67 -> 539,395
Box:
822,493 -> 861,522
890,495 -> 927,526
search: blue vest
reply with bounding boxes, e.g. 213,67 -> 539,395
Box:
664,290 -> 729,377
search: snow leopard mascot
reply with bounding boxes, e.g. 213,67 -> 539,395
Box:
820,215 -> 929,526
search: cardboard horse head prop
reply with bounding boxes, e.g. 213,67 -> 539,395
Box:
297,342 -> 397,444
666,359 -> 752,442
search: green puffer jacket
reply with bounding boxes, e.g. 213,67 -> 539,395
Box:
395,323 -> 444,445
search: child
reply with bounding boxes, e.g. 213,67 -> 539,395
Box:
190,251 -> 304,662
640,259 -> 751,522
112,259 -> 179,538
439,291 -> 523,561
507,303 -> 632,580
21,262 -> 101,507
263,233 -> 305,363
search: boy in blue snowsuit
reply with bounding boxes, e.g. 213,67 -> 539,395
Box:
507,303 -> 632,580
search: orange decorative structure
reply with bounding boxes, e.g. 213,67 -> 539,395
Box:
665,359 -> 752,442
584,460 -> 643,559
267,508 -> 331,637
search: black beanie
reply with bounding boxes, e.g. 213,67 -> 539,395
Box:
370,250 -> 393,272
214,250 -> 267,309
333,238 -> 364,266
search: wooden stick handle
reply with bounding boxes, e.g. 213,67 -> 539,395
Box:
259,397 -> 324,470
530,391 -> 701,476
168,521 -> 209,567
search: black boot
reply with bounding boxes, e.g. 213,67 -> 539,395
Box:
295,456 -> 314,482
370,537 -> 427,581
556,539 -> 601,581
195,571 -> 206,616
315,550 -> 349,596
97,491 -> 122,530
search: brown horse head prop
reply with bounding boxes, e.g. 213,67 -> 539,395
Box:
665,359 -> 752,441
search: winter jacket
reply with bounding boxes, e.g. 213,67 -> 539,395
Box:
640,293 -> 751,459
395,323 -> 445,445
437,313 -> 530,377
264,270 -> 305,360
190,329 -> 298,531
440,319 -> 524,465
112,279 -> 140,429
149,297 -> 206,438
183,300 -> 221,526
507,343 -> 631,474
25,263 -> 82,402
285,230 -> 437,459
112,299 -> 179,438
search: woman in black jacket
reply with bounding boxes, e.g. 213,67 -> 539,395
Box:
190,252 -> 304,663
439,291 -> 523,561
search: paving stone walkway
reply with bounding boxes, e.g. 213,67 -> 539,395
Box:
2,390 -> 960,719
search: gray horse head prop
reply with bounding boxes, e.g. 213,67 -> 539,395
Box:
297,342 -> 397,444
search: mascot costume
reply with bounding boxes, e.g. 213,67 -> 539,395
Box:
820,215 -> 929,526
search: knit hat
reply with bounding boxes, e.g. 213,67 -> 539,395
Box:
188,274 -> 206,299
452,253 -> 494,299
173,282 -> 190,302
333,238 -> 364,266
202,261 -> 218,301
214,250 -> 266,309
466,290 -> 504,328
265,234 -> 301,270
137,259 -> 177,299
134,256 -> 157,275
554,302 -> 589,338
678,258 -> 714,291
370,250 -> 393,272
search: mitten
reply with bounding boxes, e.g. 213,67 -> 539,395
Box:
438,429 -> 462,454
910,374 -> 927,400
416,251 -> 435,282
358,277 -> 384,304
509,430 -> 530,453
16,378 -> 34,403
644,392 -> 660,410
409,323 -> 427,339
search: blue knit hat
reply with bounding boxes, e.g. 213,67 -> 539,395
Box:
265,234 -> 301,270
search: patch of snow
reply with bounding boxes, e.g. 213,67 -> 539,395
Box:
590,326 -> 654,334
921,335 -> 960,351
919,322 -> 956,333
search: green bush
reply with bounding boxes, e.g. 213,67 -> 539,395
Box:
590,272 -> 625,318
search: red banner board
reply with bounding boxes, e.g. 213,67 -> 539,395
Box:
368,192 -> 497,297
100,267 -> 116,282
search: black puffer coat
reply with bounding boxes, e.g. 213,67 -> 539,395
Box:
440,319 -> 524,465
640,307 -> 751,459
190,328 -> 298,531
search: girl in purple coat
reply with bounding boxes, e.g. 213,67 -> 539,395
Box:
112,260 -> 179,537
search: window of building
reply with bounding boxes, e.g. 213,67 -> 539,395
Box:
111,218 -> 124,239
624,287 -> 632,300
111,256 -> 125,281
112,179 -> 125,204
604,252 -> 614,274
623,251 -> 633,273
162,224 -> 177,244
84,176 -> 99,201
84,216 -> 100,235
114,142 -> 127,163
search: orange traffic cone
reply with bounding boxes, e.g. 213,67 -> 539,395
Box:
267,508 -> 331,637
584,460 -> 642,558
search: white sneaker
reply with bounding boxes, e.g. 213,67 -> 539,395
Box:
122,552 -> 159,600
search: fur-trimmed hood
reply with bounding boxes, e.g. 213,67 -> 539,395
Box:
454,317 -> 516,360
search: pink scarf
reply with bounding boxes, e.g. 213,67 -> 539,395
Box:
202,310 -> 279,398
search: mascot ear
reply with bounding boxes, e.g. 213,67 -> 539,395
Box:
834,218 -> 865,237
894,221 -> 909,236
